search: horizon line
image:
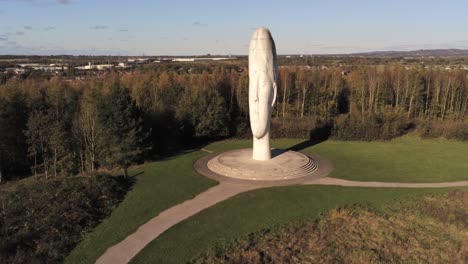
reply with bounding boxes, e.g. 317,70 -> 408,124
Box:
2,48 -> 468,57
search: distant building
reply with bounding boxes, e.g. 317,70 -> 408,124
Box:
17,63 -> 66,72
172,58 -> 195,62
96,64 -> 113,70
127,58 -> 149,64
18,63 -> 40,68
33,65 -> 67,71
171,57 -> 236,62
4,68 -> 25,74
75,62 -> 113,70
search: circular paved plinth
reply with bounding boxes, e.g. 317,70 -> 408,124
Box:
195,149 -> 332,186
207,149 -> 317,180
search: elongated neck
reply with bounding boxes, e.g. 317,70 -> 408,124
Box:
252,131 -> 271,160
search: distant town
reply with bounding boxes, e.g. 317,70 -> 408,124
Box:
1,56 -> 236,73
1,49 -> 468,83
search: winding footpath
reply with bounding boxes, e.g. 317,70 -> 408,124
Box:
96,182 -> 257,264
308,177 -> 468,188
97,149 -> 468,264
96,175 -> 468,264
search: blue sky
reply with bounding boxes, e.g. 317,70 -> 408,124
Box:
1,0 -> 468,55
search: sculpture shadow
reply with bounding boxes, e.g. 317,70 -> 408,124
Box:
271,149 -> 287,159
286,123 -> 332,152
131,171 -> 145,177
151,140 -> 216,162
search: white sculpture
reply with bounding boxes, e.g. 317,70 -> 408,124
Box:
200,27 -> 323,182
249,27 -> 278,161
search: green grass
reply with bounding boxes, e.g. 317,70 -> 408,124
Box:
64,150 -> 217,264
66,137 -> 468,263
191,190 -> 468,264
205,137 -> 468,182
132,185 -> 468,264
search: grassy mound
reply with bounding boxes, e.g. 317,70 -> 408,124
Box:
193,191 -> 467,264
0,174 -> 131,264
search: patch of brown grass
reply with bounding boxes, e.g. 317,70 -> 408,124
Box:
193,190 -> 468,264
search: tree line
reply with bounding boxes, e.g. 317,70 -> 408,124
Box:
0,77 -> 147,182
0,63 -> 467,182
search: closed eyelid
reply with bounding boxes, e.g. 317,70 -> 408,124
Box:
254,77 -> 260,101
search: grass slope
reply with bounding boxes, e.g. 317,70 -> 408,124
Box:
132,186 -> 468,264
66,138 -> 468,263
193,191 -> 468,264
205,137 -> 468,182
64,150 -> 216,264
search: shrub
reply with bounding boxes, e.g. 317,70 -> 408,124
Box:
0,174 -> 132,264
269,117 -> 332,139
418,120 -> 468,140
331,112 -> 413,141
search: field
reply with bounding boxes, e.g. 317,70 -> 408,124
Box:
66,138 -> 468,263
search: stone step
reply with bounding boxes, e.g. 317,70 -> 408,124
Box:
207,155 -> 318,180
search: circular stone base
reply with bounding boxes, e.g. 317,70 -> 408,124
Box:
206,148 -> 317,181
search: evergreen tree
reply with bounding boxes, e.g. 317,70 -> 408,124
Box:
0,91 -> 29,182
176,88 -> 230,139
97,85 -> 148,177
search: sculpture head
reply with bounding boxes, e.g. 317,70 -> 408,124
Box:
249,27 -> 278,139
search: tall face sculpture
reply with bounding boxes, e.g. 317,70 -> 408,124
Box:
249,27 -> 278,160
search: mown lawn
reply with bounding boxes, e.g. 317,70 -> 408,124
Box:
64,150 -> 217,264
66,137 -> 468,263
205,137 -> 468,182
132,186 -> 468,264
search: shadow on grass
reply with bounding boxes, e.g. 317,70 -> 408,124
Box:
145,120 -> 332,164
131,171 -> 145,177
147,137 -> 223,163
112,174 -> 136,198
286,123 -> 332,151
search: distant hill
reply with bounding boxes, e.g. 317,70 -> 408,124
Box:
350,49 -> 468,57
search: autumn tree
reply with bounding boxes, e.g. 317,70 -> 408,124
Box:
73,88 -> 105,173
